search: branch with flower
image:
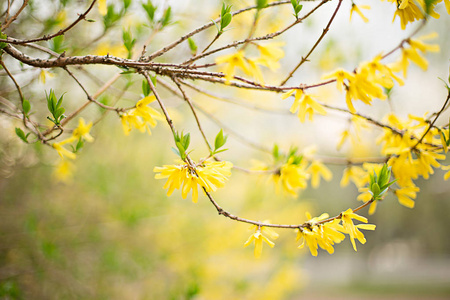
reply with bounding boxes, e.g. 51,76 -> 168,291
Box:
1,0 -> 450,259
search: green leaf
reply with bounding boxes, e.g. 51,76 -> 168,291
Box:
22,99 -> 31,114
370,182 -> 380,197
214,129 -> 227,150
220,13 -> 232,30
161,6 -> 172,27
142,80 -> 151,97
75,138 -> 84,152
142,0 -> 157,22
188,38 -> 197,54
294,4 -> 303,15
0,31 -> 7,50
15,128 -> 28,143
183,133 -> 191,150
272,144 -> 279,160
256,0 -> 267,10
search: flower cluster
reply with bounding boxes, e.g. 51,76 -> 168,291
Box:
120,96 -> 163,136
377,114 -> 447,208
215,42 -> 285,84
297,210 -> 375,256
323,55 -> 403,113
153,159 -> 233,203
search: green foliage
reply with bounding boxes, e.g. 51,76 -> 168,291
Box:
211,129 -> 228,155
46,89 -> 66,126
256,0 -> 268,10
0,30 -> 7,50
22,99 -> 31,115
369,164 -> 396,200
48,35 -> 67,53
122,29 -> 136,59
173,131 -> 191,160
188,38 -> 198,55
291,0 -> 303,18
142,79 -> 151,97
142,0 -> 157,22
15,127 -> 29,143
0,281 -> 22,299
216,3 -> 232,35
103,4 -> 124,30
161,7 -> 172,27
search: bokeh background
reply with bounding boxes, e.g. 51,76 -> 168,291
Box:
1,0 -> 450,299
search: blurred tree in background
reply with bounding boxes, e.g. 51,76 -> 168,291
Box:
1,0 -> 450,299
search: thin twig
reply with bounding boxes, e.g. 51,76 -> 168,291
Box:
280,0 -> 342,85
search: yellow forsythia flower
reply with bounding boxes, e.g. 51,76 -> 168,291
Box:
390,33 -> 440,78
53,159 -> 76,183
215,51 -> 251,84
121,96 -> 162,135
350,4 -> 370,23
72,117 -> 94,142
255,42 -> 285,71
283,89 -> 327,122
306,160 -> 332,188
98,0 -> 107,16
244,222 -> 279,258
52,142 -> 76,160
297,213 -> 345,256
340,209 -> 375,251
154,160 -> 233,203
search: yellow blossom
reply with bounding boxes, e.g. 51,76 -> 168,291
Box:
72,118 -> 94,142
39,69 -> 54,84
340,208 -> 376,251
284,91 -> 326,122
52,142 -> 76,160
98,0 -> 107,16
350,4 -> 370,23
322,69 -> 355,92
95,42 -> 128,57
121,97 -> 162,135
154,160 -> 233,203
389,0 -> 439,30
394,185 -> 420,208
255,42 -> 285,71
244,222 -> 279,258
442,165 -> 450,180
215,51 -> 251,84
306,161 -> 332,188
273,158 -> 310,197
390,33 -> 440,78
340,166 -> 367,188
53,159 -> 75,183
297,213 -> 346,256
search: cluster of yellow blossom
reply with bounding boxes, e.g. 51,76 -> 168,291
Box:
323,55 -> 403,113
120,95 -> 163,135
390,33 -> 440,77
215,42 -> 285,84
322,33 -> 439,113
153,159 -> 233,203
254,154 -> 332,197
245,210 -> 376,258
384,0 -> 448,30
52,118 -> 94,182
377,113 -> 448,208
